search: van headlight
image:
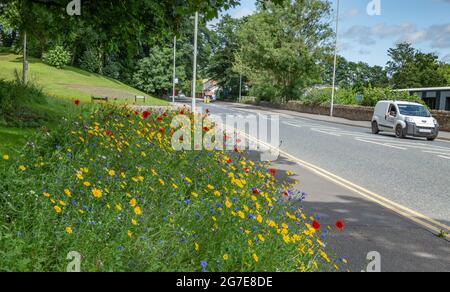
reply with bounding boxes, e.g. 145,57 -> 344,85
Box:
406,117 -> 415,124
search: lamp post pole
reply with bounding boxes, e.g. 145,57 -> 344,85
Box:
192,12 -> 199,113
330,0 -> 340,117
172,36 -> 177,104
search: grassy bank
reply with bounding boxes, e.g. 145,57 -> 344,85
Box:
0,53 -> 167,105
0,105 -> 343,272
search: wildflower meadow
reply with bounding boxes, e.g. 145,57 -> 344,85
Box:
0,102 -> 344,272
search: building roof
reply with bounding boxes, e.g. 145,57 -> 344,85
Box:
394,87 -> 450,92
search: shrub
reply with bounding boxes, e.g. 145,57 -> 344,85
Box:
298,87 -> 423,107
0,80 -> 48,127
42,46 -> 71,69
238,96 -> 259,105
80,47 -> 102,73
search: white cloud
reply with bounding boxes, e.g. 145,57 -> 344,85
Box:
343,22 -> 450,49
231,7 -> 254,19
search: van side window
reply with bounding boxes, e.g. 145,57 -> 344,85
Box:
389,104 -> 397,117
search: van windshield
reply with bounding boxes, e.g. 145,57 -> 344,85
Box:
398,104 -> 430,117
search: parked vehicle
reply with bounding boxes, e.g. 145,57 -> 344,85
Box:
372,101 -> 439,141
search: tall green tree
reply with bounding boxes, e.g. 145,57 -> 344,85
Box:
387,43 -> 447,89
207,15 -> 245,99
235,0 -> 333,102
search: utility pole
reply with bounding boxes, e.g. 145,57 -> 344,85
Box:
330,0 -> 340,117
22,31 -> 28,85
172,36 -> 177,104
239,73 -> 243,101
191,12 -> 199,113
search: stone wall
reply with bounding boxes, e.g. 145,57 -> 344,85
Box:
258,101 -> 450,132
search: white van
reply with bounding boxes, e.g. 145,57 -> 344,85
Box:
371,101 -> 439,141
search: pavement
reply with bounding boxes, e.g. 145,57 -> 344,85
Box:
176,99 -> 450,272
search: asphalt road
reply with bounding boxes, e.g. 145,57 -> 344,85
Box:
195,101 -> 450,225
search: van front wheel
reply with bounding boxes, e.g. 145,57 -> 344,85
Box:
372,121 -> 380,134
395,125 -> 406,138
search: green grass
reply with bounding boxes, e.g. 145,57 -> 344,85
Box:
0,126 -> 34,153
0,53 -> 167,105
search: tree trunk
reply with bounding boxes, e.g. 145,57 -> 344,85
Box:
22,31 -> 28,85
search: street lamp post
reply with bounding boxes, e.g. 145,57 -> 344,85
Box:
239,73 -> 243,101
191,12 -> 199,113
172,36 -> 177,104
330,0 -> 340,117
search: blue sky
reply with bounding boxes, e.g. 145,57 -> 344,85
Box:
213,0 -> 450,66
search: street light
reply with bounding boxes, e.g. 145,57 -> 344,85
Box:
239,73 -> 243,101
172,36 -> 177,104
191,12 -> 199,113
330,0 -> 340,117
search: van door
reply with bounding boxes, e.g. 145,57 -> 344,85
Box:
385,104 -> 398,130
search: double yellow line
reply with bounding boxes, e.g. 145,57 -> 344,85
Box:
237,129 -> 450,240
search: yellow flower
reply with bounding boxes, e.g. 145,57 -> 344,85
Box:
127,230 -> 133,237
108,169 -> 116,177
83,181 -> 91,187
18,165 -> 27,171
131,219 -> 138,226
43,192 -> 51,198
130,198 -> 137,207
191,192 -> 199,198
256,214 -> 263,223
258,234 -> 265,242
195,243 -> 200,252
185,177 -> 192,184
134,206 -> 142,216
159,179 -> 165,186
66,227 -> 73,235
76,172 -> 84,180
207,184 -> 214,190
64,189 -> 72,197
252,253 -> 259,263
237,211 -> 245,219
54,205 -> 62,213
225,199 -> 232,209
213,191 -> 221,197
92,188 -> 103,198
223,254 -> 229,261
59,200 -> 66,206
2,154 -> 9,161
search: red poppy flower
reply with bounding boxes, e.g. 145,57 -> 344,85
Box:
224,134 -> 230,140
335,220 -> 345,231
252,188 -> 260,195
203,126 -> 209,132
234,147 -> 239,153
227,158 -> 232,164
244,168 -> 250,173
180,110 -> 185,115
283,190 -> 289,198
159,128 -> 165,133
205,109 -> 210,114
106,130 -> 113,136
312,220 -> 321,230
134,111 -> 139,115
157,117 -> 163,121
163,112 -> 168,117
269,168 -> 277,176
142,111 -> 150,119
74,99 -> 80,106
